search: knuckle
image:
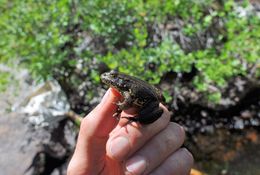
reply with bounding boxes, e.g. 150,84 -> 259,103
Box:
80,116 -> 90,131
160,104 -> 171,120
152,111 -> 170,131
79,115 -> 96,137
180,148 -> 194,167
161,123 -> 186,152
160,109 -> 171,125
168,122 -> 186,142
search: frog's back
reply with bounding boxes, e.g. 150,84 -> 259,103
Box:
121,73 -> 163,101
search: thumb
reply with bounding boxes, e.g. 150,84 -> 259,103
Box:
81,88 -> 121,137
68,88 -> 121,174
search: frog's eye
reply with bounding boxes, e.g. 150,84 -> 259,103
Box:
110,70 -> 118,77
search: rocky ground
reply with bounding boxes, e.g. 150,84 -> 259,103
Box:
0,65 -> 38,175
0,65 -> 76,175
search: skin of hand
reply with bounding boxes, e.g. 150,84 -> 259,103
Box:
67,88 -> 194,175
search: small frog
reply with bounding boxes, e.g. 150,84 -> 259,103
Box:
101,70 -> 164,125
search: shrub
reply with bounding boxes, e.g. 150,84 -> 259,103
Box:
0,0 -> 259,107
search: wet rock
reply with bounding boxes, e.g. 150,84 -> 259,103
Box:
0,66 -> 77,175
0,112 -> 38,175
15,81 -> 78,175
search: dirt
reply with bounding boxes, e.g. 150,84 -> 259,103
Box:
191,128 -> 260,175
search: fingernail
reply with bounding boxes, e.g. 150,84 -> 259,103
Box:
126,155 -> 147,175
100,89 -> 111,104
109,137 -> 130,160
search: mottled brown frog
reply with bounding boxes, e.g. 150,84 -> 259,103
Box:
101,70 -> 164,125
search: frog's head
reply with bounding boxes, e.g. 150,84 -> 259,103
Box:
101,70 -> 130,92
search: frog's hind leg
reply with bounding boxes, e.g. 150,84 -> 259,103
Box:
122,101 -> 163,125
138,101 -> 163,124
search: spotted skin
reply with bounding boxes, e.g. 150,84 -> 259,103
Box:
101,70 -> 164,125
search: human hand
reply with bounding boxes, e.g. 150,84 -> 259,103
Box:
67,88 -> 193,175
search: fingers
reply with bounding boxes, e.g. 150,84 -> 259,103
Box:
68,88 -> 120,174
107,104 -> 171,161
124,123 -> 187,175
150,148 -> 194,175
126,122 -> 186,175
81,88 -> 120,138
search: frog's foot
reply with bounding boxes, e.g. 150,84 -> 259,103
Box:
122,101 -> 163,125
121,116 -> 139,125
113,108 -> 122,120
138,107 -> 163,124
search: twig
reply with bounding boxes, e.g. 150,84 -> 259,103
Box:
65,110 -> 83,128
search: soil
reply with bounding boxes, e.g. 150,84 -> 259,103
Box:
190,129 -> 260,175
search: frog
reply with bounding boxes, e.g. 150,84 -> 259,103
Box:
100,70 -> 164,125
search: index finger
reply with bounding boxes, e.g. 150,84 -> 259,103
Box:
107,104 -> 171,161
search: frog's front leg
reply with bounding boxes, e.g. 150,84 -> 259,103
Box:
113,91 -> 133,119
117,91 -> 133,110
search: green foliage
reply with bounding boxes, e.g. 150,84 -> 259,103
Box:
0,0 -> 72,79
101,39 -> 192,84
79,0 -> 137,47
0,0 -> 259,104
191,2 -> 260,100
